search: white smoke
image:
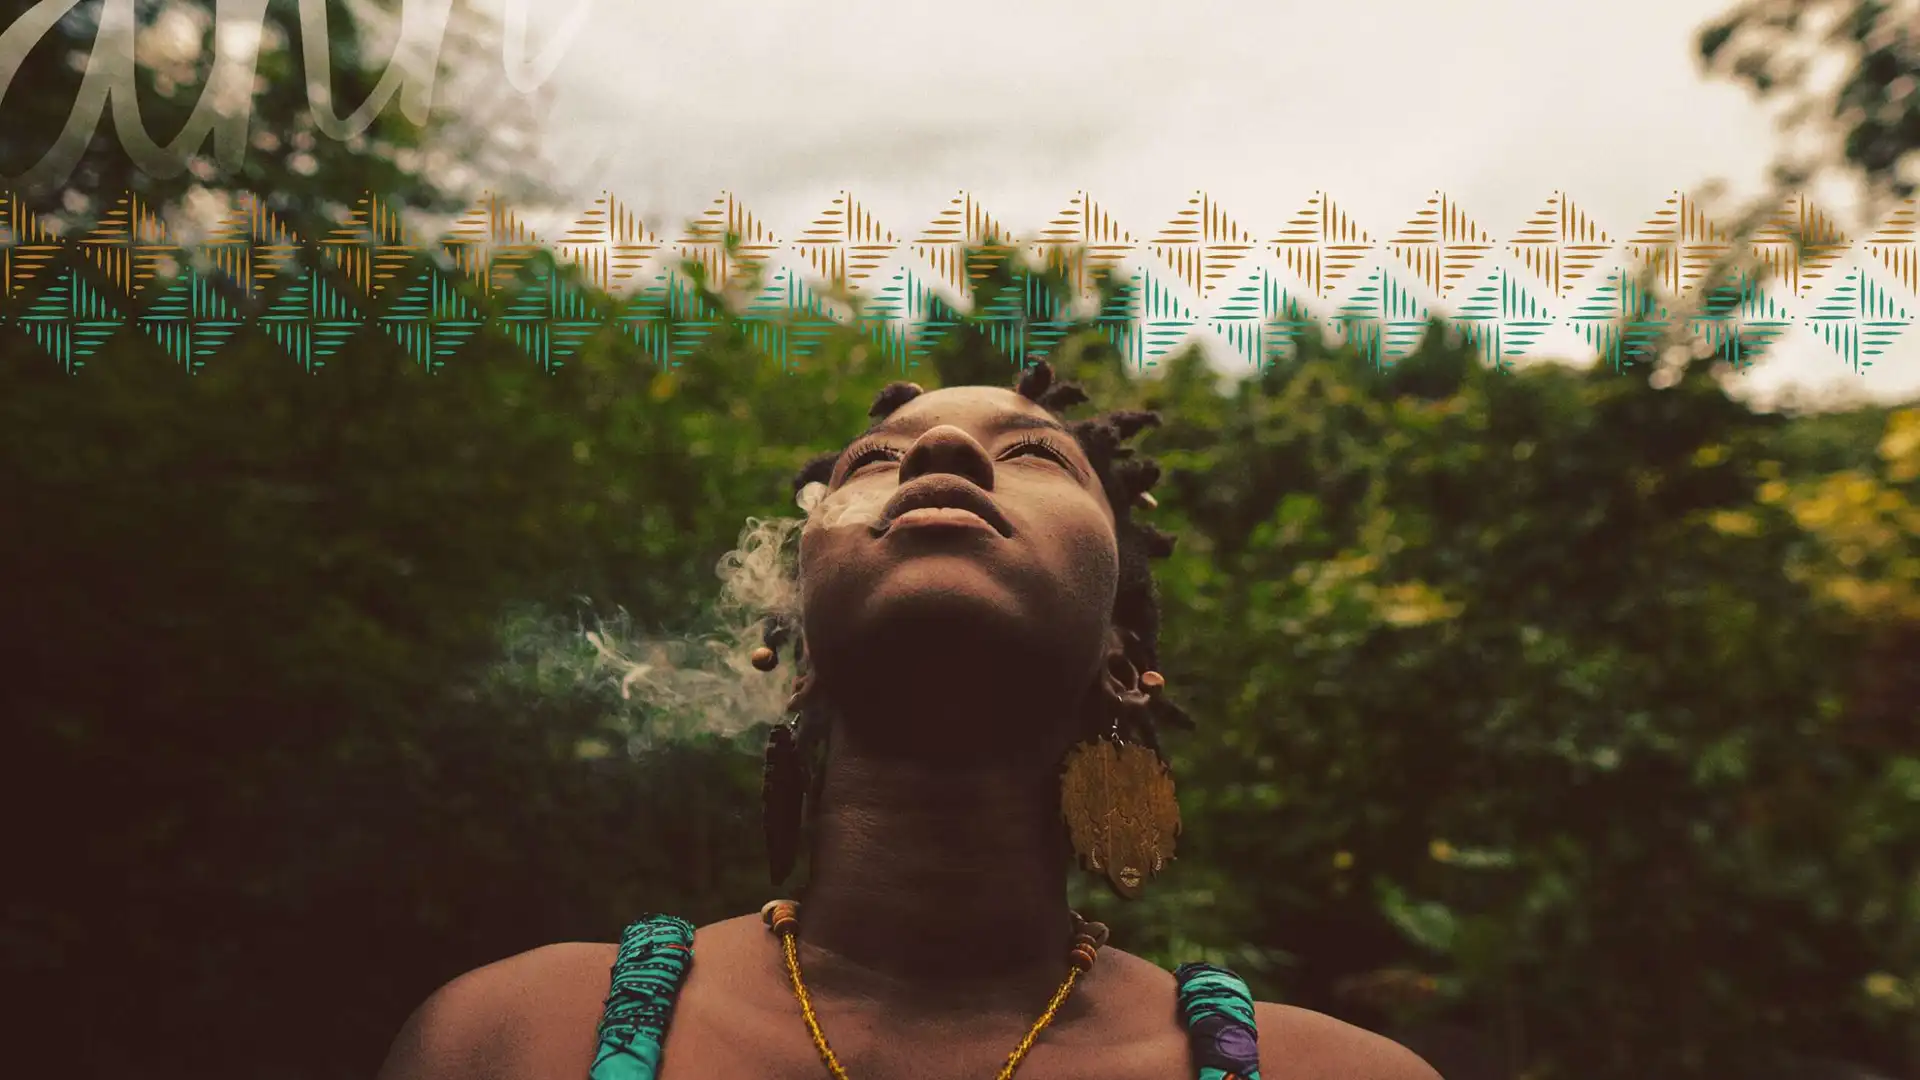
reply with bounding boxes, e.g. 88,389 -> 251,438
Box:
485,478 -> 894,752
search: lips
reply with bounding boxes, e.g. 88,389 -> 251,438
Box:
872,475 -> 1014,538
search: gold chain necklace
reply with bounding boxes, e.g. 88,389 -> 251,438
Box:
760,899 -> 1110,1080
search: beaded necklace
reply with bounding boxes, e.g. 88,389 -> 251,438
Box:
760,899 -> 1110,1080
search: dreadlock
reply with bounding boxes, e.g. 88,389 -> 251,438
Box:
761,360 -> 1192,777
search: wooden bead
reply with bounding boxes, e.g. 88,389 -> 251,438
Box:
751,647 -> 778,671
761,898 -> 800,935
1078,919 -> 1111,947
1069,943 -> 1099,972
1139,671 -> 1165,694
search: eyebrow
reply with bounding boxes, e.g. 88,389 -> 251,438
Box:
866,412 -> 1070,439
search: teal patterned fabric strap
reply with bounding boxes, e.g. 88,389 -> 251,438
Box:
589,915 -> 696,1080
1173,962 -> 1263,1080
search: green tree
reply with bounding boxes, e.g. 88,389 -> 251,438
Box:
1700,0 -> 1920,200
0,0 -> 531,229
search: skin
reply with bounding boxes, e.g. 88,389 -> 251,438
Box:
376,387 -> 1444,1080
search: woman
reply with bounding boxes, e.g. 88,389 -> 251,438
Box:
376,362 -> 1443,1080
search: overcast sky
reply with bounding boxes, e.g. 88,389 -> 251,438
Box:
470,0 -> 1919,409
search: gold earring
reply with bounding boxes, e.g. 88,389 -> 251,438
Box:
1059,670 -> 1181,900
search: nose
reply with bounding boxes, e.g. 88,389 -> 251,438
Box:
898,425 -> 995,490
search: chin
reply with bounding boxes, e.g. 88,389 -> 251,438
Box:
806,564 -> 1097,705
857,562 -> 1037,660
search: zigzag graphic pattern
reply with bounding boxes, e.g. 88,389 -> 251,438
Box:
2,188 -> 1914,377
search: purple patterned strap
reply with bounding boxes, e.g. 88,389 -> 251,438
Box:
1174,961 -> 1263,1080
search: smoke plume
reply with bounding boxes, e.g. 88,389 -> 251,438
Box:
480,477 -> 892,753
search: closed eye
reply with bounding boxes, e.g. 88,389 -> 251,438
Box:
841,438 -> 903,476
1000,433 -> 1075,468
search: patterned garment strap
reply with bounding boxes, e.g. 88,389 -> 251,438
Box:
1173,962 -> 1263,1080
589,915 -> 696,1080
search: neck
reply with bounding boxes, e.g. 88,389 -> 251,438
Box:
788,730 -> 1084,1013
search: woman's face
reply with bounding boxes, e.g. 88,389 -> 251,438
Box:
798,386 -> 1121,743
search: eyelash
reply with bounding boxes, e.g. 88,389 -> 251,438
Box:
1002,434 -> 1074,467
839,434 -> 1076,476
842,439 -> 901,473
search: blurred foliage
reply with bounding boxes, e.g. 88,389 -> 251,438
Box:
0,0 -> 532,230
4,2 -> 1920,1080
1700,0 -> 1920,199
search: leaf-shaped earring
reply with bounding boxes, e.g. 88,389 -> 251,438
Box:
1059,667 -> 1181,899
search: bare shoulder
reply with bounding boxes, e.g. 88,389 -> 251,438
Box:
1093,952 -> 1440,1079
374,942 -> 618,1080
1254,1001 -> 1445,1080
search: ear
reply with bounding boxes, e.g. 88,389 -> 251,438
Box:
1090,625 -> 1154,743
788,631 -> 821,710
784,671 -> 814,714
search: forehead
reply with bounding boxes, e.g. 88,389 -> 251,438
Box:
866,385 -> 1061,437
